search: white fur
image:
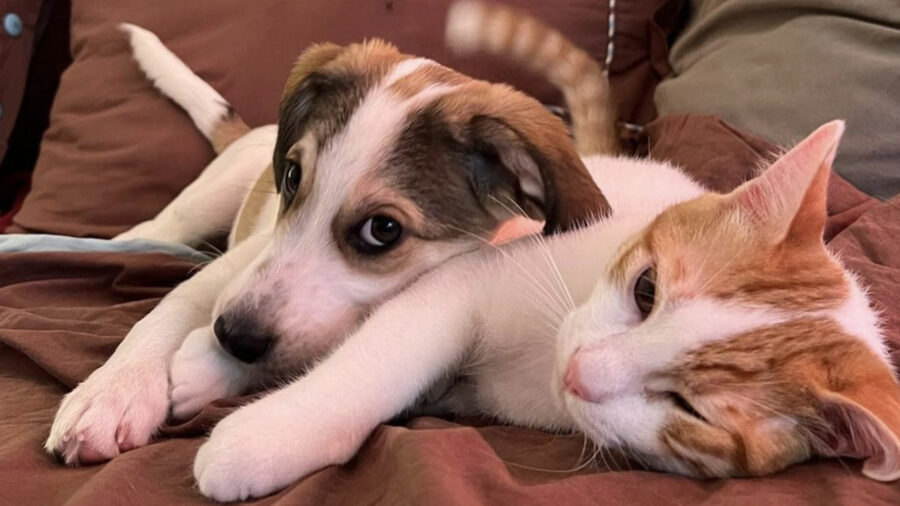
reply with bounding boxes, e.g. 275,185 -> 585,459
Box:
192,150 -> 889,500
169,325 -> 252,420
832,273 -> 887,361
113,126 -> 277,247
49,24 -> 890,503
48,33 -> 471,471
120,23 -> 232,141
192,155 -> 699,499
45,233 -> 269,463
213,63 -> 464,369
562,299 -> 785,402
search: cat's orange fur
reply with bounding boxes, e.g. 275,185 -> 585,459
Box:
595,122 -> 900,479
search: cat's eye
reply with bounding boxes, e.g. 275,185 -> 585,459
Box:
667,391 -> 708,423
282,160 -> 301,202
633,267 -> 656,318
355,215 -> 403,253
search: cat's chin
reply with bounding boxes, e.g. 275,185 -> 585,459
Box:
564,392 -> 682,468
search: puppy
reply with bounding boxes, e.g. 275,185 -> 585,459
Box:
45,19 -> 616,464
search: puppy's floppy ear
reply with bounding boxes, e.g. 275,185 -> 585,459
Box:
461,114 -> 611,233
275,43 -> 347,186
282,42 -> 346,100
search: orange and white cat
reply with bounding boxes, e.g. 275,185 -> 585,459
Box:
190,2 -> 900,501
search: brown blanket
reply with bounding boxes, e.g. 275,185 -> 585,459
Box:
2,115 -> 899,505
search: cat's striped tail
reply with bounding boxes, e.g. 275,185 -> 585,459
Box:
446,0 -> 619,156
119,23 -> 250,154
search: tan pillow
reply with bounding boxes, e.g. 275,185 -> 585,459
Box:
11,0 -> 680,237
655,0 -> 900,199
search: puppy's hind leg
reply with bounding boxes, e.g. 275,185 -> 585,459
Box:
114,126 -> 276,247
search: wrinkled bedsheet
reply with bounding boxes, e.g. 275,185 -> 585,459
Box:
1,115 -> 898,505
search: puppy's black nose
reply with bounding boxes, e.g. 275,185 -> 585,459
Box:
213,313 -> 273,363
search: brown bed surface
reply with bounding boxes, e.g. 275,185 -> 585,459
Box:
1,115 -> 899,505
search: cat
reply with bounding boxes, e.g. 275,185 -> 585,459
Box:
191,1 -> 900,500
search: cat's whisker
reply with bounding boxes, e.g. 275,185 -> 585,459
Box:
199,239 -> 227,259
623,445 -> 650,471
502,441 -> 601,474
595,442 -> 613,471
444,223 -> 569,322
575,432 -> 590,465
488,195 -> 575,315
500,196 -> 576,312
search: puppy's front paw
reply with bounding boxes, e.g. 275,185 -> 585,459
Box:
170,326 -> 249,420
193,406 -> 294,501
193,395 -> 353,501
45,364 -> 169,464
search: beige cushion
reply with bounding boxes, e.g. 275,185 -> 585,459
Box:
655,0 -> 900,198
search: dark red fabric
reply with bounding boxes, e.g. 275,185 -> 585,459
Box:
0,0 -> 70,224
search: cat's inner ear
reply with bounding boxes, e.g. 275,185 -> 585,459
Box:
728,120 -> 844,245
811,377 -> 900,481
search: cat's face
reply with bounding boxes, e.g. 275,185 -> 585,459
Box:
558,121 -> 900,481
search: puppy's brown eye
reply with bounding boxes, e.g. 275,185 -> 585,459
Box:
282,161 -> 301,200
357,215 -> 403,252
633,267 -> 656,318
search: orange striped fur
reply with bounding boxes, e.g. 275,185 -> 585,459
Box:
446,0 -> 619,156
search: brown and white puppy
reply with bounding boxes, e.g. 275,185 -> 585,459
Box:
45,14 -> 616,467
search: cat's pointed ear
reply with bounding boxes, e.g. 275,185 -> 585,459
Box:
728,120 -> 844,245
811,375 -> 900,481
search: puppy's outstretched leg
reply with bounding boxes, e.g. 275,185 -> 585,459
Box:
191,267 -> 479,501
113,127 -> 276,247
45,234 -> 269,464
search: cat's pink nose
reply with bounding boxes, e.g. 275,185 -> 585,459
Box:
564,353 -> 612,403
564,358 -> 588,400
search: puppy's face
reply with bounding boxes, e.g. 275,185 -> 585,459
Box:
215,40 -> 609,375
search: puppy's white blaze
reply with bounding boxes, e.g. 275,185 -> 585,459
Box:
445,0 -> 485,54
383,57 -> 433,87
215,237 -> 273,315
406,83 -> 462,109
119,23 -> 230,140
